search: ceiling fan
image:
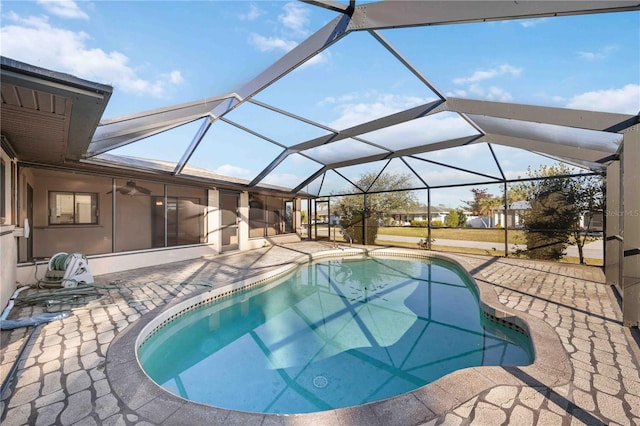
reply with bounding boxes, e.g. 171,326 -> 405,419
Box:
107,181 -> 152,196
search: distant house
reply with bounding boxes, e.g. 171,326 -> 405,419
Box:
314,209 -> 340,225
466,215 -> 493,228
384,206 -> 450,226
494,200 -> 530,228
493,200 -> 603,231
581,211 -> 604,232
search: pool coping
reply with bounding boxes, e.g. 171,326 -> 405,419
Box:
105,248 -> 571,425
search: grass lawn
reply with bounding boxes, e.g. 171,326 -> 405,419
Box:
373,240 -> 603,266
377,226 -> 527,245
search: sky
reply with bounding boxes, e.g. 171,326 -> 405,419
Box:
1,1 -> 639,207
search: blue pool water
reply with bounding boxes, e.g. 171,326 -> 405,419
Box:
138,256 -> 532,414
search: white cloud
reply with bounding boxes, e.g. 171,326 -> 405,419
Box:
519,18 -> 549,28
566,84 -> 640,114
468,84 -> 485,96
249,33 -> 297,52
262,172 -> 301,188
359,113 -> 477,148
167,71 -> 184,85
37,0 -> 88,20
247,2 -> 323,69
299,51 -> 330,68
457,84 -> 513,102
326,92 -> 435,129
238,3 -> 264,21
278,2 -> 310,36
446,89 -> 468,98
577,45 -> 617,61
453,64 -> 522,85
213,164 -> 253,180
427,143 -> 484,161
504,169 -> 531,180
422,167 -> 478,187
1,13 -> 183,98
248,33 -> 328,68
318,93 -> 360,107
450,64 -> 520,102
485,86 -> 513,102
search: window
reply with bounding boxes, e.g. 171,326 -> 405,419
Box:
49,191 -> 98,225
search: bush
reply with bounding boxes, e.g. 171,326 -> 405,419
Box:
444,208 -> 467,227
431,220 -> 443,228
411,220 -> 429,227
522,191 -> 573,260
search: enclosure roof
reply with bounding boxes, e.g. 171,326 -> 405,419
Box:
4,1 -> 639,198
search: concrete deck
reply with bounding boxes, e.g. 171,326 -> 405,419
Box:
1,242 -> 638,425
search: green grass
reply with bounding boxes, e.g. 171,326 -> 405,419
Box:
374,239 -> 603,266
375,240 -> 507,256
377,226 -> 527,245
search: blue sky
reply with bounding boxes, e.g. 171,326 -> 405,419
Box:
1,1 -> 639,207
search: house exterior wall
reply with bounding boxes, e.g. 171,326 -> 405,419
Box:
606,161 -> 622,291
1,226 -> 18,312
622,125 -> 640,327
3,167 -> 301,307
24,169 -> 113,259
1,146 -> 18,310
207,189 -> 220,250
605,124 -> 640,327
239,191 -> 249,250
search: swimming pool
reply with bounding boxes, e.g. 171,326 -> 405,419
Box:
137,254 -> 532,414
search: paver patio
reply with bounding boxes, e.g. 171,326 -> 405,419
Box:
1,242 -> 638,425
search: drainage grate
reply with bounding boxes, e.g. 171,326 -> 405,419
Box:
313,375 -> 328,388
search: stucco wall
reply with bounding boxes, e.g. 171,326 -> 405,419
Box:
1,226 -> 18,312
26,169 -> 114,259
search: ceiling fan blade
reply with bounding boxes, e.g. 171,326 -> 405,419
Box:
137,185 -> 152,195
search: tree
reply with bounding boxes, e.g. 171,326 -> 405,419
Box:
334,172 -> 418,244
479,196 -> 502,226
464,188 -> 501,227
511,163 -> 604,263
445,208 -> 467,227
463,188 -> 492,216
444,209 -> 459,228
507,186 -> 528,204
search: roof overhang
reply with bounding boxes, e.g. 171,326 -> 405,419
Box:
0,56 -> 113,163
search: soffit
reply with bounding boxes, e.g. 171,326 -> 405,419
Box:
0,57 -> 112,164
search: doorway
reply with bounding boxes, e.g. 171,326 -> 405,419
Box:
151,196 -> 202,248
